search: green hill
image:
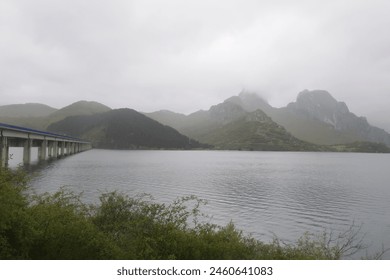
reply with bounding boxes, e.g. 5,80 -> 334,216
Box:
0,103 -> 57,130
199,109 -> 325,151
147,95 -> 324,151
144,110 -> 188,129
0,101 -> 111,130
47,101 -> 111,124
0,103 -> 57,118
48,108 -> 208,150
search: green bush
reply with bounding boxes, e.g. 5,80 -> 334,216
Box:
27,189 -> 119,259
0,168 -> 368,260
0,169 -> 31,259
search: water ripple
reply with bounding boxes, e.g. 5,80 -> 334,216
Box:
26,150 -> 390,259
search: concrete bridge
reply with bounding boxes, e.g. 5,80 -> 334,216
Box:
0,123 -> 92,167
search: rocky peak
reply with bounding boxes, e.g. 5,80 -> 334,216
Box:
183,91 -> 273,127
288,90 -> 352,129
294,90 -> 348,112
209,101 -> 247,124
224,91 -> 272,113
244,109 -> 272,123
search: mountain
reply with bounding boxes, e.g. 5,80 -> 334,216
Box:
224,91 -> 273,114
146,99 -> 249,138
147,90 -> 390,150
144,110 -> 188,130
279,90 -> 390,146
146,91 -> 276,139
0,103 -> 57,129
219,91 -> 353,143
48,108 -> 207,150
47,101 -> 111,124
0,100 -> 111,130
205,90 -> 390,147
3,91 -> 389,152
147,94 -> 325,151
0,103 -> 57,118
198,109 -> 324,151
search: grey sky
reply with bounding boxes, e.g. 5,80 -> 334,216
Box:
1,0 -> 389,130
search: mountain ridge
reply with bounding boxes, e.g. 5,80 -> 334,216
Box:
146,90 -> 390,149
147,94 -> 328,151
282,90 -> 390,146
2,91 -> 390,152
48,108 -> 207,150
0,103 -> 57,118
0,100 -> 111,130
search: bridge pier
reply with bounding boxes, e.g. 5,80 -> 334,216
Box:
47,142 -> 53,158
23,139 -> 33,165
0,136 -> 9,167
61,142 -> 66,157
65,142 -> 69,155
38,140 -> 47,161
54,141 -> 59,158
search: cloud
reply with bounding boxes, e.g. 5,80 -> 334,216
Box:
0,0 -> 389,129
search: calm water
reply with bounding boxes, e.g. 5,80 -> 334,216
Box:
10,149 -> 390,259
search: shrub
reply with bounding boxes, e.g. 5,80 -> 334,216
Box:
0,168 -> 32,259
28,189 -> 120,259
0,168 -> 372,260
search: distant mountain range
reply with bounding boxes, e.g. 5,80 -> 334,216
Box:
0,101 -> 111,130
1,90 -> 390,152
0,101 -> 207,150
146,90 -> 390,150
47,109 -> 207,150
0,103 -> 57,118
147,96 -> 321,151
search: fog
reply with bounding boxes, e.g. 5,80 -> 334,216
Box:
1,0 -> 389,131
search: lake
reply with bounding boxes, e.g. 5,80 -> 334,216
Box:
9,148 -> 390,259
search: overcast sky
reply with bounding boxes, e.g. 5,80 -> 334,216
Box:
1,0 -> 389,130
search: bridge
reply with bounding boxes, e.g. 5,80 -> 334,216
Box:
0,122 -> 92,167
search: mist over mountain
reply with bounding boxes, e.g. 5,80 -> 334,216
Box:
224,92 -> 273,114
